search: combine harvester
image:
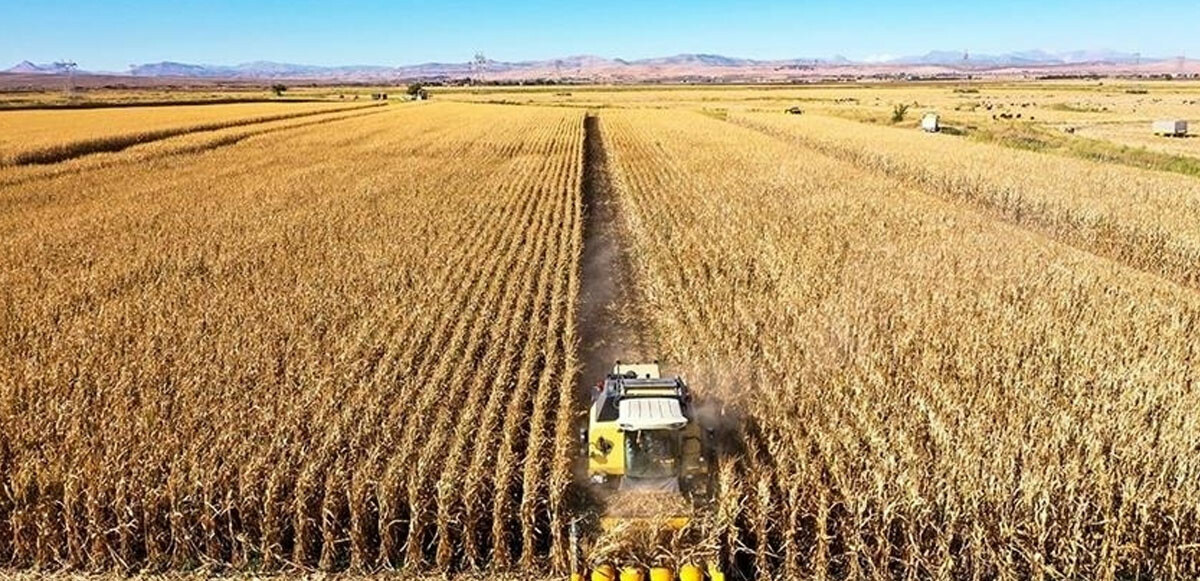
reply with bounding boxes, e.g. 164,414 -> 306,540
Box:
572,361 -> 724,581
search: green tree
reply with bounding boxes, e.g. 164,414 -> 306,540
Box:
891,103 -> 910,123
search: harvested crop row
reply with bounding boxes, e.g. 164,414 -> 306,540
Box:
0,101 -> 381,166
601,109 -> 1200,579
731,112 -> 1200,289
0,102 -> 583,573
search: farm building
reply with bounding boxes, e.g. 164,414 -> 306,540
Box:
1153,119 -> 1188,137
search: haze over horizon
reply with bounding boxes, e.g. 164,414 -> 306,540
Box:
2,0 -> 1196,72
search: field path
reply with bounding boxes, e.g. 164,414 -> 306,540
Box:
576,113 -> 653,398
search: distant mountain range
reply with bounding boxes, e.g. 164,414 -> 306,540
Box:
6,61 -> 68,74
3,50 -> 1189,83
887,49 -> 1146,66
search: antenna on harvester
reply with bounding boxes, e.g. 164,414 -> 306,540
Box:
54,60 -> 78,98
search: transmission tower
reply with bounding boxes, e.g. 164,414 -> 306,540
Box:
472,52 -> 488,85
54,61 -> 78,98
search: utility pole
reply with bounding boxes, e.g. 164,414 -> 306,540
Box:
54,61 -> 78,98
472,52 -> 487,85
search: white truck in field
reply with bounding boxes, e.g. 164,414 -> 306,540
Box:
1153,120 -> 1188,137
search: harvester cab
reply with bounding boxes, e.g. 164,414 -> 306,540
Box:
584,361 -> 711,499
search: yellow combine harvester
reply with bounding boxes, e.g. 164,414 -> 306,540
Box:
573,361 -> 722,580
584,361 -> 712,529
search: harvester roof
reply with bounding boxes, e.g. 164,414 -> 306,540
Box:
617,397 -> 688,431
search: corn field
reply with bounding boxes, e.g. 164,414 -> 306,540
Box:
1,99 -> 1199,579
600,109 -> 1200,579
729,112 -> 1200,289
0,102 -> 584,573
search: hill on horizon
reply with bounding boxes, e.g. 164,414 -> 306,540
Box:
4,49 -> 1196,83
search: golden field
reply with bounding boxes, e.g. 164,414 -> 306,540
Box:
0,101 -> 377,166
600,108 -> 1200,579
1,102 -> 584,573
0,105 -> 390,189
1,82 -> 1199,579
729,112 -> 1200,287
438,81 -> 1200,162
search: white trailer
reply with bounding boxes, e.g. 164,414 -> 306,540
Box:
1153,120 -> 1189,137
921,113 -> 940,133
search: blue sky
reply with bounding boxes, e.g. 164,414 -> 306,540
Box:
2,0 -> 1196,71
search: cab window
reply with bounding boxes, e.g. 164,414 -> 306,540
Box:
625,430 -> 680,479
